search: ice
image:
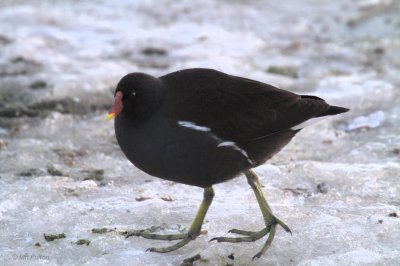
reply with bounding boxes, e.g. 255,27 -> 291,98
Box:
347,111 -> 385,130
1,0 -> 400,265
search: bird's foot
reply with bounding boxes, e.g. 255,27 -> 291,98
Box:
123,228 -> 207,253
122,187 -> 214,253
210,216 -> 291,260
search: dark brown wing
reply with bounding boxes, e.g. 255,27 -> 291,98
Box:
160,68 -> 330,143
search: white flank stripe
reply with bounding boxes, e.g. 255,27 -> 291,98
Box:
178,121 -> 253,164
217,141 -> 253,164
217,141 -> 236,147
291,117 -> 327,130
178,121 -> 211,132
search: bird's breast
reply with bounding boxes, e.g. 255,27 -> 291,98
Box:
114,115 -> 252,187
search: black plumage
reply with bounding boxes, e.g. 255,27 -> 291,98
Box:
106,68 -> 349,258
113,68 -> 347,187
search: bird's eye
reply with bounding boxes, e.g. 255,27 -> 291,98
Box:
130,91 -> 136,98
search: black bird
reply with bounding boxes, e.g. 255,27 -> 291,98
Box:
105,68 -> 348,259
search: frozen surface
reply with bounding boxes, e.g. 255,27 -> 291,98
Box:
0,0 -> 399,265
347,110 -> 385,130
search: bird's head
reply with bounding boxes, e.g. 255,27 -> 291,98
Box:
105,72 -> 162,121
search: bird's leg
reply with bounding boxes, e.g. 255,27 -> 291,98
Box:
126,187 -> 214,253
211,170 -> 291,259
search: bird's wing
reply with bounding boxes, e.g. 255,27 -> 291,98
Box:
160,69 -> 330,143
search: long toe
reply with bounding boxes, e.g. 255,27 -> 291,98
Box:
210,227 -> 269,243
147,237 -> 192,253
210,217 -> 291,259
123,229 -> 188,241
252,224 -> 277,260
275,217 -> 292,235
228,228 -> 263,236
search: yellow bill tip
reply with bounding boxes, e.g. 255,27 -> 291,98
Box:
104,112 -> 115,121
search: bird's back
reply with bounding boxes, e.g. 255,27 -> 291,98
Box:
160,68 -> 342,141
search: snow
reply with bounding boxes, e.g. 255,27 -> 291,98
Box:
1,0 -> 399,265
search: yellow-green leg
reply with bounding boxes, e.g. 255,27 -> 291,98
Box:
211,170 -> 291,259
125,187 -> 214,253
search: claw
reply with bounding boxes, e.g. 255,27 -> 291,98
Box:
252,252 -> 263,260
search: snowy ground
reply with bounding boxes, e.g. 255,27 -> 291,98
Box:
1,0 -> 399,265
